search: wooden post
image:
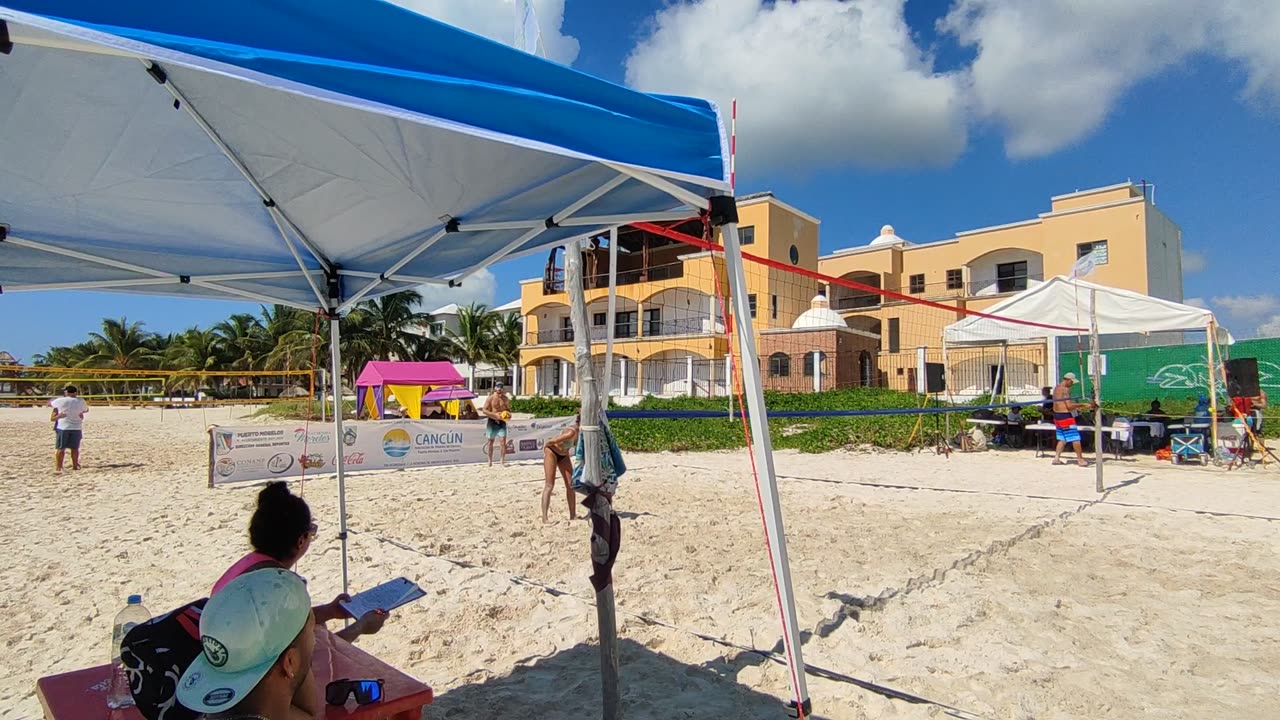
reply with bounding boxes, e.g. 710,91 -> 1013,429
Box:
1090,289 -> 1104,493
565,240 -> 620,720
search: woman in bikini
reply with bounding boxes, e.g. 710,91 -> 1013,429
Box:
541,415 -> 580,524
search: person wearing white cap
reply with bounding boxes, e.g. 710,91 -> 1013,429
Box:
177,568 -> 318,720
1052,372 -> 1097,467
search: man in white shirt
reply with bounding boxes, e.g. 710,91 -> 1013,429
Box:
49,385 -> 89,473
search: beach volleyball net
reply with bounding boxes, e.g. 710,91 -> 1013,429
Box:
1,366 -> 316,407
539,217 -> 1081,419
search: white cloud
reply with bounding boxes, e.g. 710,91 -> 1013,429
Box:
941,0 -> 1280,158
1258,315 -> 1280,338
1211,293 -> 1280,321
1184,297 -> 1208,309
1182,249 -> 1207,273
388,0 -> 580,64
416,268 -> 498,313
624,0 -> 967,171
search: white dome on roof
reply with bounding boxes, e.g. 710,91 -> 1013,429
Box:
869,224 -> 911,247
792,293 -> 845,330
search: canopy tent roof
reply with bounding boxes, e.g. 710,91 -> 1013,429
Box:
943,276 -> 1224,345
0,0 -> 729,312
423,387 -> 477,402
355,361 -> 464,389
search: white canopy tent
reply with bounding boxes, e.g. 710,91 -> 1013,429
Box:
944,276 -> 1229,490
0,1 -> 809,715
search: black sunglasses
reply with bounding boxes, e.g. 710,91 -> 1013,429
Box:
325,678 -> 384,706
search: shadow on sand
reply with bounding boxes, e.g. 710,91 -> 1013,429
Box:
431,638 -> 823,719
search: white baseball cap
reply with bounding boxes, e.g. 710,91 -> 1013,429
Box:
1063,372 -> 1078,381
177,569 -> 311,713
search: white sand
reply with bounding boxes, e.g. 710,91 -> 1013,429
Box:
2,406 -> 1278,719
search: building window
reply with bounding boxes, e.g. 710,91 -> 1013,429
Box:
560,316 -> 574,343
789,245 -> 800,265
645,308 -> 662,336
996,261 -> 1028,293
946,269 -> 963,290
771,294 -> 778,320
748,294 -> 758,318
887,317 -> 900,353
615,311 -> 637,339
592,312 -> 607,326
909,274 -> 925,294
1077,240 -> 1109,264
803,351 -> 826,377
739,226 -> 755,245
769,352 -> 790,377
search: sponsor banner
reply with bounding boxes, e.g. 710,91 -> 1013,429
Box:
208,417 -> 576,486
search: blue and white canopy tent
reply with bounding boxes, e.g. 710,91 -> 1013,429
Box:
0,1 -> 808,714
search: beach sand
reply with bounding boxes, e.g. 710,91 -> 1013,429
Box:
1,406 -> 1277,719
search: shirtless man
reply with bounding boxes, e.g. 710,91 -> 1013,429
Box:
1052,372 -> 1097,467
482,382 -> 512,466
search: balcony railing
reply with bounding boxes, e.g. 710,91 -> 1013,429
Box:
832,294 -> 882,310
526,315 -> 718,345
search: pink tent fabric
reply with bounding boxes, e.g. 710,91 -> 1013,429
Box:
355,361 -> 465,388
423,387 -> 477,402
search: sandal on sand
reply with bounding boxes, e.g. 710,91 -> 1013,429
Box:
1052,460 -> 1066,465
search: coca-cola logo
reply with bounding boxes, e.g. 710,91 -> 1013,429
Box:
334,452 -> 366,466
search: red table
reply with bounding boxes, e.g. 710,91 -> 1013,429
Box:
37,628 -> 432,720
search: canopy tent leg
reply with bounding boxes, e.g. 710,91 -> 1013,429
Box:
1207,320 -> 1218,456
329,311 -> 350,595
721,216 -> 811,716
1089,289 -> 1104,493
565,239 -> 620,720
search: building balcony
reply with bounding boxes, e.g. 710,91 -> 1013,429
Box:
523,315 -> 720,347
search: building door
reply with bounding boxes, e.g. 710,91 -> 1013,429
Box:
859,351 -> 873,387
989,364 -> 1005,395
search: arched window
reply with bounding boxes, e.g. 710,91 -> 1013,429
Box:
803,351 -> 826,377
769,352 -> 791,378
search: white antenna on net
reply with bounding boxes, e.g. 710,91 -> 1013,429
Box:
515,0 -> 547,58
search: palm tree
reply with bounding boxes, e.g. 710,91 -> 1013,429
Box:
347,291 -> 432,364
168,327 -> 226,392
489,312 -> 523,369
81,317 -> 162,370
214,313 -> 263,370
446,303 -> 499,389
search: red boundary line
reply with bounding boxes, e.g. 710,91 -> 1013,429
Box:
631,220 -> 1086,334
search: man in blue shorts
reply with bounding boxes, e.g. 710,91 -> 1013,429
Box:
49,385 -> 89,474
1052,373 -> 1096,467
482,382 -> 511,466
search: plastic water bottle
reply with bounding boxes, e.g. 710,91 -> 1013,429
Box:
108,595 -> 150,709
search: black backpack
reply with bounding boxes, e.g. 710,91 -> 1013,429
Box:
120,598 -> 207,720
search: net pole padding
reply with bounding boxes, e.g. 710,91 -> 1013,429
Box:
1090,289 -> 1104,493
328,311 -> 350,596
565,239 -> 620,720
721,219 -> 811,717
1207,319 -> 1218,457
629,221 -> 1087,335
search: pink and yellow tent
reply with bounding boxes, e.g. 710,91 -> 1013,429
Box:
355,361 -> 466,419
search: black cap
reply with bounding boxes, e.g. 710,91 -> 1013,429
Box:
64,385 -> 78,394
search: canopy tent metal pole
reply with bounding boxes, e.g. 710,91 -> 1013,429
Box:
143,60 -> 333,274
720,215 -> 811,716
338,227 -> 451,312
603,226 -> 620,402
1207,319 -> 1218,456
328,308 -> 351,595
2,232 -> 320,310
1090,289 -> 1104,493
564,239 -> 620,720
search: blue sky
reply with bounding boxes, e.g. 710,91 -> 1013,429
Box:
3,0 -> 1279,362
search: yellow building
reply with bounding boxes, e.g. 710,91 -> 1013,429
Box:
818,181 -> 1183,395
518,181 -> 1183,399
518,192 -> 820,397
